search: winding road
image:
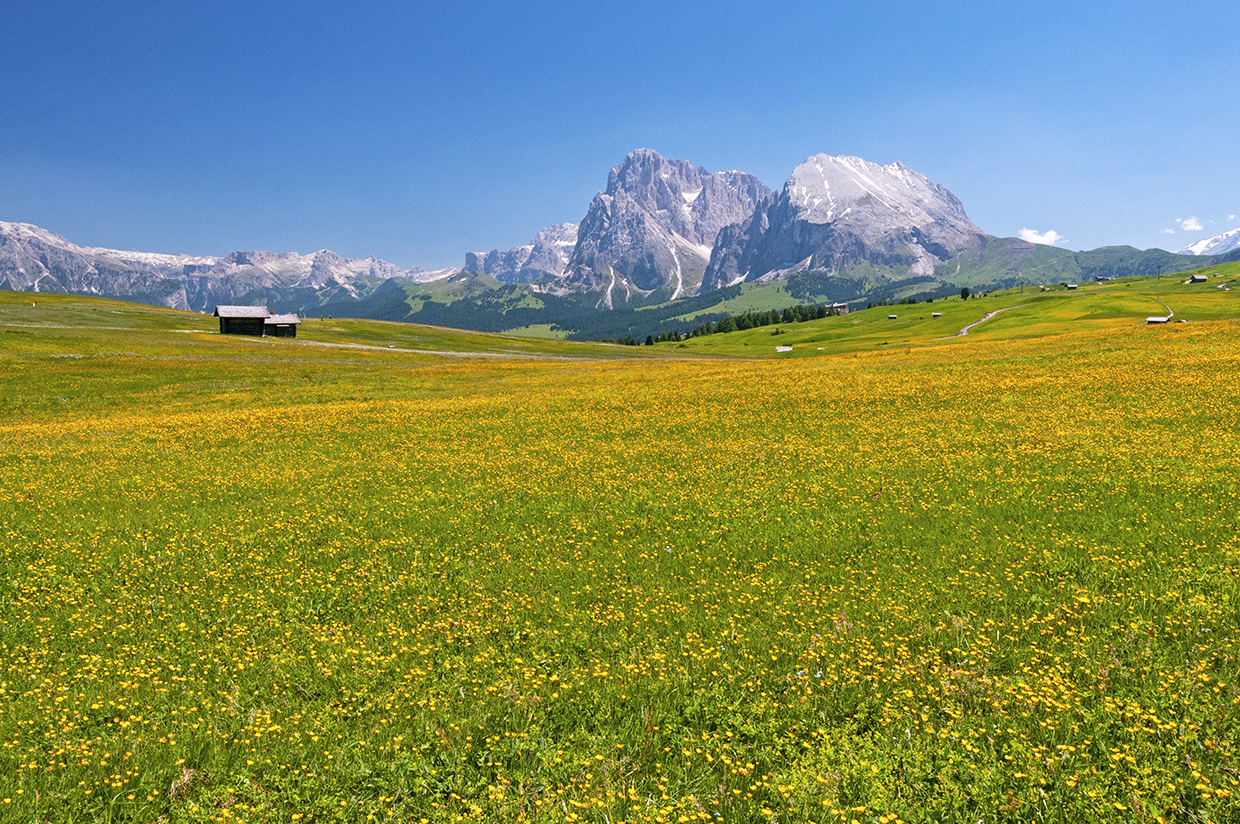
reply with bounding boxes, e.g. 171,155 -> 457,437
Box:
950,303 -> 1031,337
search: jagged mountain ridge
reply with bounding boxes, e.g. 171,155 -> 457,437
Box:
561,149 -> 772,304
465,150 -> 773,305
463,223 -> 578,283
0,221 -> 446,313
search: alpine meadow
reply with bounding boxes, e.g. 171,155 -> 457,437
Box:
2,269 -> 1240,824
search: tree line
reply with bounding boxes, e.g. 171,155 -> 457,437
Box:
605,302 -> 847,345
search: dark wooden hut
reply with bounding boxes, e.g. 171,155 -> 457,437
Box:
214,305 -> 270,336
264,313 -> 301,338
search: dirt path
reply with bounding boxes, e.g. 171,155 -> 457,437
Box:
951,304 -> 1031,337
1152,298 -> 1174,319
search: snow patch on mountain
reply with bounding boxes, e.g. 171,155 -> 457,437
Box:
1177,227 -> 1240,256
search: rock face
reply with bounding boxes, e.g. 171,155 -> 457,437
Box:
562,149 -> 771,303
464,222 -> 578,283
0,221 -> 446,312
700,154 -> 984,291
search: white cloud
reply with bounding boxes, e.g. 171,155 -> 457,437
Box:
1178,216 -> 1203,232
1230,214 -> 1237,222
1160,228 -> 1175,234
1019,227 -> 1066,245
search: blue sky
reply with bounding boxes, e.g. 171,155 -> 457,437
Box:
2,1 -> 1237,268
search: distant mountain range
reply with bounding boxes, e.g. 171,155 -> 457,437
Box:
464,150 -> 984,303
0,221 -> 449,313
1177,227 -> 1240,257
3,149 -> 1235,338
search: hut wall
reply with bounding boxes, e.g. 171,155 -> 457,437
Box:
220,318 -> 266,336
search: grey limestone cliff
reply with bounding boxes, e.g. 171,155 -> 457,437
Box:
561,149 -> 771,303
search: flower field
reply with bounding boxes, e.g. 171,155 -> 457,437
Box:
2,293 -> 1239,822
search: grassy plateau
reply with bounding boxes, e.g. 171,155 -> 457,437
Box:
1,268 -> 1239,823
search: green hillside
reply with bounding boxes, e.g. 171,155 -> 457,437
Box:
669,262 -> 1240,356
934,237 -> 1220,291
305,244 -> 1231,344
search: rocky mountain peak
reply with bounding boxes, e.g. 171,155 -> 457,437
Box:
784,154 -> 978,232
226,250 -> 281,268
700,153 -> 985,291
605,149 -> 700,201
563,149 -> 771,300
531,222 -> 579,247
464,222 -> 579,283
599,149 -> 771,247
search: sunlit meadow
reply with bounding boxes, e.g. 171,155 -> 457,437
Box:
1,293 -> 1238,823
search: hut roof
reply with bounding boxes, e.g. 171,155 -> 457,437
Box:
214,305 -> 270,318
265,314 -> 301,325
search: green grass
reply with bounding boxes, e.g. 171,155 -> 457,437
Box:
665,266 -> 1240,357
0,293 -> 218,331
657,281 -> 798,322
1,282 -> 1239,823
500,324 -> 572,339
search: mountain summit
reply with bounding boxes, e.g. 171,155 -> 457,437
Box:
560,149 -> 771,304
701,154 -> 984,291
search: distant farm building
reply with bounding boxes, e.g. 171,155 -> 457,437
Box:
1186,274 -> 1209,284
1146,316 -> 1170,324
829,302 -> 850,315
214,306 -> 301,338
265,314 -> 301,338
214,305 -> 269,336
1066,284 -> 1078,290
